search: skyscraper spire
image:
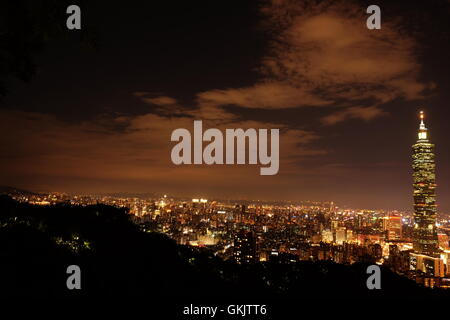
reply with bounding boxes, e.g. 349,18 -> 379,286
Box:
418,110 -> 428,140
419,110 -> 425,129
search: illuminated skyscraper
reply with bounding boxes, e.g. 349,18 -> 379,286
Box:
412,111 -> 438,257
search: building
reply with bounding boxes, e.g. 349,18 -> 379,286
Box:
335,227 -> 346,245
233,229 -> 257,264
438,233 -> 450,250
384,215 -> 402,240
412,111 -> 438,257
410,253 -> 445,278
321,229 -> 333,243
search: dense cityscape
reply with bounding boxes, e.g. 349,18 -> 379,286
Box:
4,111 -> 449,290
6,190 -> 450,286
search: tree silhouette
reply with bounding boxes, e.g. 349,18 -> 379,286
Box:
0,0 -> 98,96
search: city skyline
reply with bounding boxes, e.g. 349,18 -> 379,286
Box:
0,110 -> 446,213
2,110 -> 449,290
1,0 -> 450,211
6,160 -> 450,289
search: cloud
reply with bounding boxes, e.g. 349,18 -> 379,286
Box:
0,107 -> 325,194
141,96 -> 178,106
197,81 -> 330,109
192,0 -> 432,124
131,0 -> 430,131
185,105 -> 238,122
260,0 -> 431,104
321,106 -> 387,125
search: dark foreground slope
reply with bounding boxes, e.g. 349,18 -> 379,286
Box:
0,195 -> 447,301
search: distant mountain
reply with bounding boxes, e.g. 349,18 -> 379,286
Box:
0,186 -> 38,196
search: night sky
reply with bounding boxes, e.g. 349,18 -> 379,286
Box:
1,0 -> 450,211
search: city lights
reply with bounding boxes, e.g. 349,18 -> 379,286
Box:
4,111 -> 449,290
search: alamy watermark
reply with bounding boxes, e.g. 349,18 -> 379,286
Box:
366,265 -> 381,289
65,4 -> 380,31
66,5 -> 81,30
366,5 -> 381,30
170,120 -> 279,175
66,265 -> 81,290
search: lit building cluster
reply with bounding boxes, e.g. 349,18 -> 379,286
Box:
4,112 -> 450,288
8,188 -> 450,288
